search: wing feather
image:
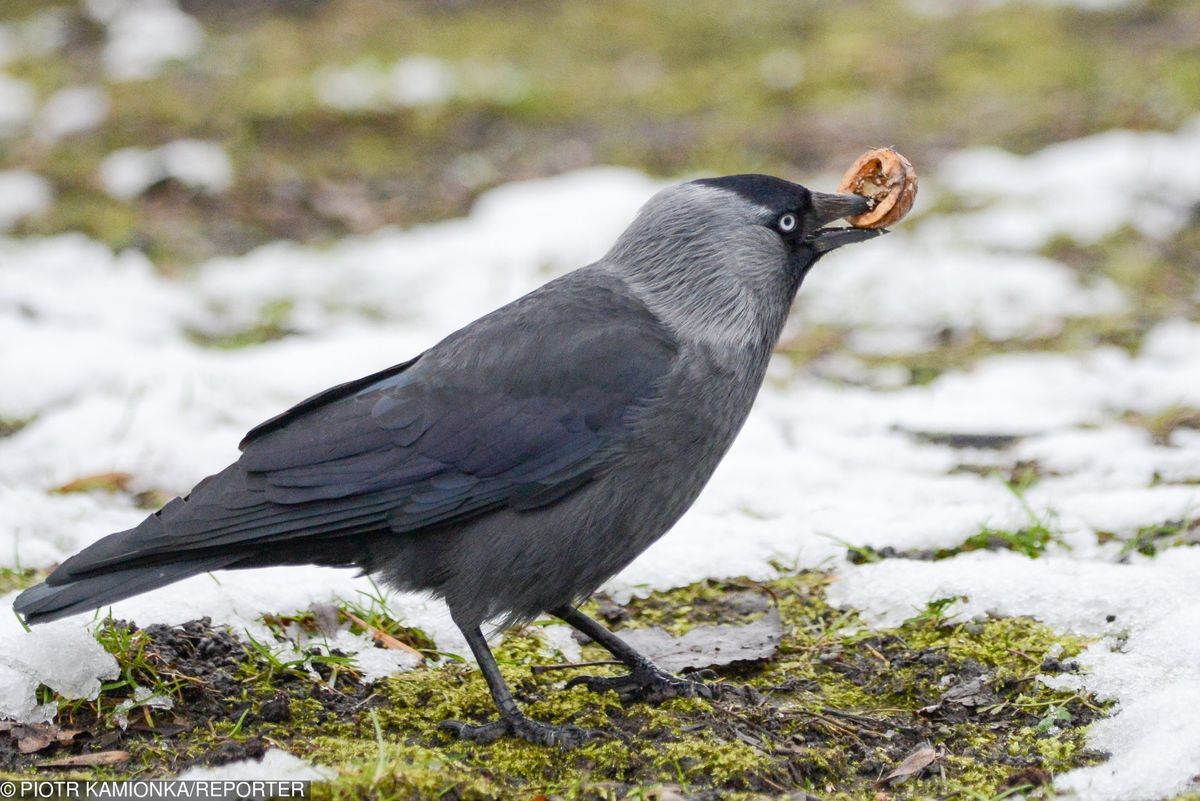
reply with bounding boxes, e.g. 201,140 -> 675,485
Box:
50,272 -> 678,580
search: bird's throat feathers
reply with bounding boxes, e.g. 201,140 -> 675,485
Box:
604,185 -> 803,362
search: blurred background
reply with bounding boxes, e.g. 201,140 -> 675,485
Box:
1,0 -> 1197,266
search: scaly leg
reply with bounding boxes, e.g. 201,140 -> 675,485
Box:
439,622 -> 596,748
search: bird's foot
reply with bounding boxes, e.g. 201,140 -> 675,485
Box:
566,666 -> 759,705
439,715 -> 596,749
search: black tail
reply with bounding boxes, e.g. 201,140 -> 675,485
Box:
13,556 -> 239,625
13,462 -> 385,626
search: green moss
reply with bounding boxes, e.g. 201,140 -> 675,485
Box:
847,478 -> 1069,566
1097,517 -> 1200,558
0,568 -> 38,594
289,574 -> 1100,799
0,417 -> 31,439
1043,219 -> 1200,326
185,300 -> 296,350
1124,405 -> 1200,447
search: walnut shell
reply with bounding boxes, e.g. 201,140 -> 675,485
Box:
836,148 -> 918,229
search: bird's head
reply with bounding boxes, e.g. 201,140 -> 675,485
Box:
606,174 -> 886,340
695,173 -> 886,256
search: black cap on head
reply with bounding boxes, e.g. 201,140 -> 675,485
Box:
697,174 -> 871,224
696,174 -> 807,214
695,173 -> 880,254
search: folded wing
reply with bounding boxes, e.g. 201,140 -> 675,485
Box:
15,273 -> 677,622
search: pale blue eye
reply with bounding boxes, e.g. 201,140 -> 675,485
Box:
778,213 -> 797,232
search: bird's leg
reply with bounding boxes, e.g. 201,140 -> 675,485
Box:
439,623 -> 596,749
552,606 -> 757,705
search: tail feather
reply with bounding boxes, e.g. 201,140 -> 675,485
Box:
13,556 -> 237,625
13,462 -> 390,626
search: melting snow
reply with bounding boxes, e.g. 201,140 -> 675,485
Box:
98,139 -> 234,199
0,170 -> 52,230
0,619 -> 118,724
0,73 -> 36,138
112,686 -> 174,730
313,54 -> 526,111
933,119 -> 1200,249
85,0 -> 204,81
35,85 -> 110,142
175,748 -> 334,782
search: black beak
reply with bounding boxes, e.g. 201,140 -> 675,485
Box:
807,191 -> 888,254
809,226 -> 887,253
811,191 -> 871,226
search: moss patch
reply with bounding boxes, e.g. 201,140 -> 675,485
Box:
0,418 -> 30,439
845,477 -> 1068,565
184,300 -> 298,350
1124,405 -> 1200,447
0,568 -> 38,595
1097,517 -> 1200,559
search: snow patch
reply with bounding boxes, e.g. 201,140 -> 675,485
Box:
1,9 -> 69,61
0,73 -> 36,138
86,0 -> 204,81
314,54 -> 527,111
99,139 -> 233,199
175,748 -> 334,782
0,618 -> 119,724
801,239 -> 1125,341
35,85 -> 110,142
388,55 -> 456,107
933,120 -> 1200,249
0,171 -> 52,230
112,685 -> 174,730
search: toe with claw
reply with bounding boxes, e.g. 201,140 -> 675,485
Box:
567,667 -> 758,705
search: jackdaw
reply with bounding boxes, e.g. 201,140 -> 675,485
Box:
15,174 -> 884,747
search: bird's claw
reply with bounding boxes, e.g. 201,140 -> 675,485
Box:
439,716 -> 596,749
566,668 -> 759,705
564,673 -> 645,703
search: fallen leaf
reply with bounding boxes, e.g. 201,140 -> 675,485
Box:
40,751 -> 130,768
52,472 -> 133,495
941,675 -> 996,708
19,733 -> 53,754
615,609 -> 783,673
879,742 -> 939,786
343,610 -> 425,662
1,722 -> 80,754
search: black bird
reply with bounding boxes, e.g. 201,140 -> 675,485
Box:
15,175 -> 884,747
